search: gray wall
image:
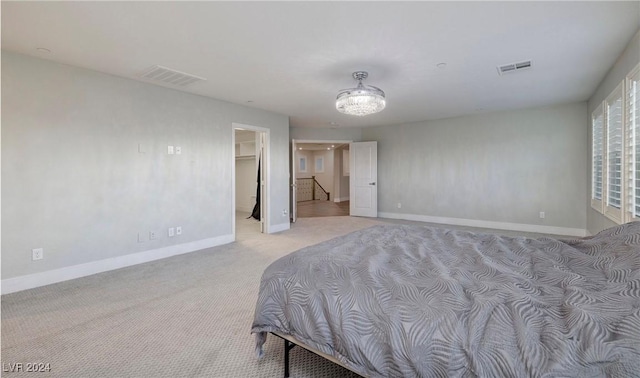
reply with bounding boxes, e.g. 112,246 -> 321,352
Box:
2,52 -> 289,280
587,29 -> 640,234
362,102 -> 588,229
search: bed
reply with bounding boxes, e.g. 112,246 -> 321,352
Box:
251,222 -> 640,377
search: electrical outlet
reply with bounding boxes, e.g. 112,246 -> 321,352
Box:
176,226 -> 182,235
539,211 -> 545,219
397,202 -> 402,209
282,209 -> 288,217
149,230 -> 157,240
168,227 -> 175,237
32,248 -> 44,261
175,146 -> 182,155
137,232 -> 146,243
168,145 -> 174,155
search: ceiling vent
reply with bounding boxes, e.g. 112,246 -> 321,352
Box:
141,65 -> 206,87
497,60 -> 532,75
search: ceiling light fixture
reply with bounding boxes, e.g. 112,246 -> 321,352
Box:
336,71 -> 386,116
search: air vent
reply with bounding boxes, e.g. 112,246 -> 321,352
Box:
141,65 -> 206,87
497,60 -> 532,75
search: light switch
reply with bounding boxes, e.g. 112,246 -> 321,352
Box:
168,146 -> 174,155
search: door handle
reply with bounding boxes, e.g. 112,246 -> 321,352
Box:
369,182 -> 376,186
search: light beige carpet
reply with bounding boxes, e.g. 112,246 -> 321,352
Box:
1,215 -> 569,377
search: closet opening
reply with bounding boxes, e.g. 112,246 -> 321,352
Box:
232,124 -> 269,239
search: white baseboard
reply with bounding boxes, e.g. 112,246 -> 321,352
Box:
269,222 -> 290,233
333,196 -> 350,203
378,212 -> 588,237
1,234 -> 234,295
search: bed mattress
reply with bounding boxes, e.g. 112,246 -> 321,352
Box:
252,223 -> 640,377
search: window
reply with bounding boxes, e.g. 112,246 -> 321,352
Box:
625,65 -> 640,222
315,156 -> 324,173
605,84 -> 624,223
298,156 -> 307,172
592,104 -> 604,211
591,62 -> 640,224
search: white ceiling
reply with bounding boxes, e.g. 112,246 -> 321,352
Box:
2,2 -> 639,129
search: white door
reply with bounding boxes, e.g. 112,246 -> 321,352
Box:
350,141 -> 377,217
259,132 -> 266,233
291,139 -> 297,222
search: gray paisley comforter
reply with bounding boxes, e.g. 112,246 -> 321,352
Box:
251,223 -> 640,377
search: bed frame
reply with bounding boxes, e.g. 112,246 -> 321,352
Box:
270,332 -> 365,378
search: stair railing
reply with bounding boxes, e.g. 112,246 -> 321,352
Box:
296,176 -> 330,201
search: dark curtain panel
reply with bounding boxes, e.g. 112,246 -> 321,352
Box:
250,158 -> 261,220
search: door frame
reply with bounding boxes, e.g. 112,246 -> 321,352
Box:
291,139 -> 352,221
232,123 -> 270,239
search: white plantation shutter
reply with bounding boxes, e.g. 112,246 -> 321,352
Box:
605,83 -> 624,223
592,63 -> 640,224
592,106 -> 605,211
625,65 -> 640,222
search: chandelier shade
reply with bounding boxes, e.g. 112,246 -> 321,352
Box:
336,71 -> 386,116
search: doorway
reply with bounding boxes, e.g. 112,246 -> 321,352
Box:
291,139 -> 351,220
232,123 -> 269,240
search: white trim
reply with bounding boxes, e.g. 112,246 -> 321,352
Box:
334,196 -> 350,203
1,235 -> 234,294
293,139 -> 353,144
625,64 -> 640,223
269,222 -> 290,234
232,127 -> 237,239
591,103 -> 605,213
603,82 -> 625,224
378,212 -> 589,237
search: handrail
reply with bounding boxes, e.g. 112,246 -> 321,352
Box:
296,176 -> 330,201
311,176 -> 330,200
